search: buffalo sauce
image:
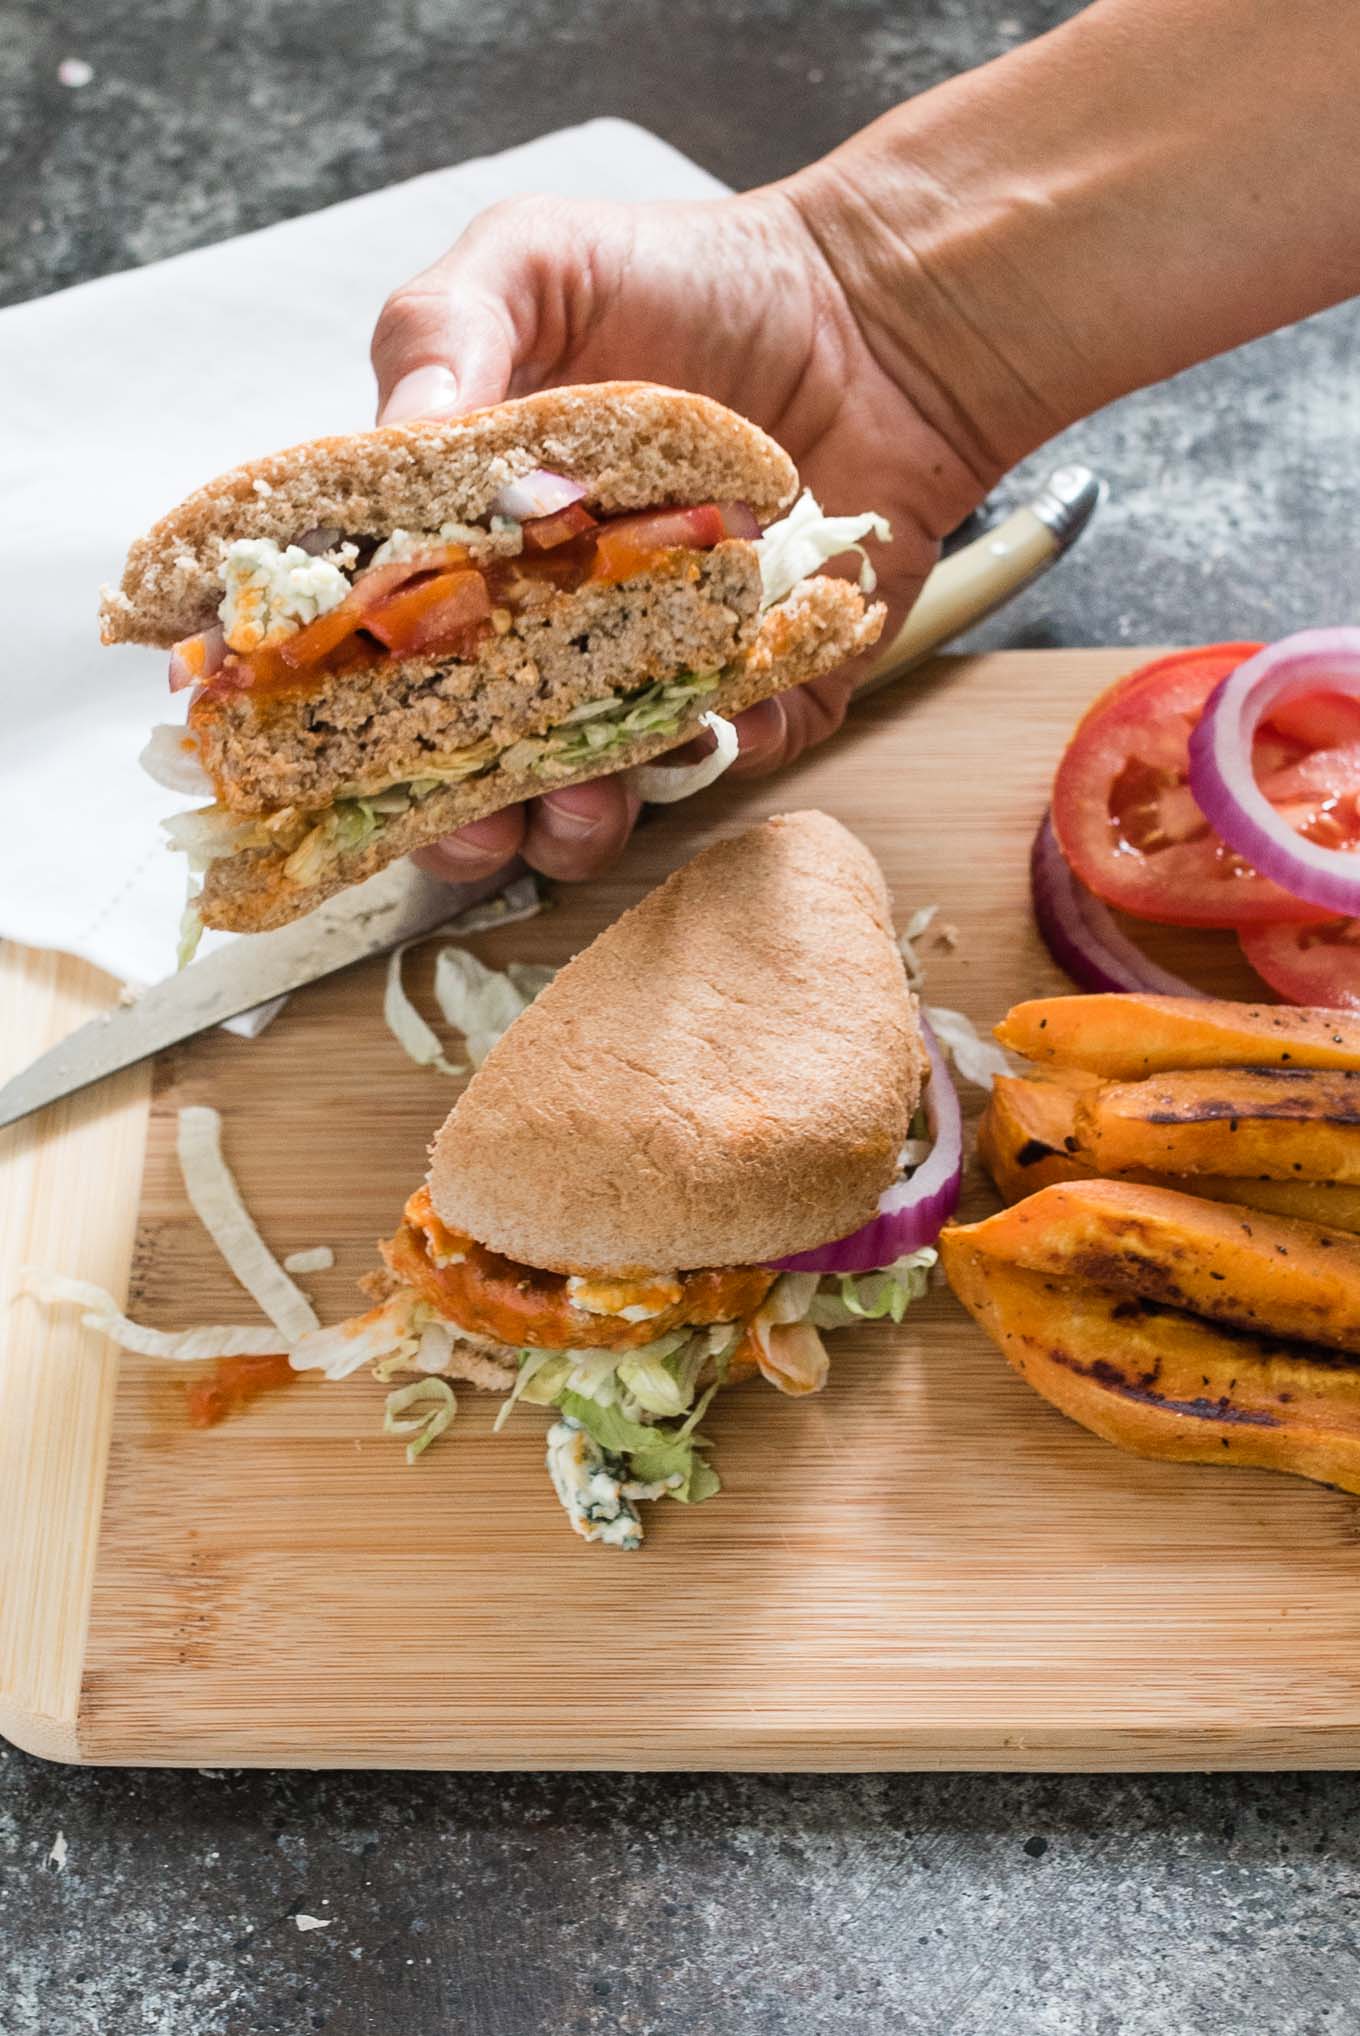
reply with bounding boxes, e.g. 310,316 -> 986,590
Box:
185,1351 -> 295,1428
386,1187 -> 776,1352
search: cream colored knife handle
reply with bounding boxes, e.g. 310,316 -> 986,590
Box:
856,463 -> 1104,697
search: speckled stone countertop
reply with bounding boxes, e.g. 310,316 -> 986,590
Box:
4,4 -> 1360,2031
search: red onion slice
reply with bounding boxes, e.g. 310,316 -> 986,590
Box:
168,624 -> 227,692
1188,628 -> 1360,914
713,501 -> 761,539
769,1021 -> 962,1274
294,525 -> 342,555
1031,813 -> 1202,997
489,469 -> 588,521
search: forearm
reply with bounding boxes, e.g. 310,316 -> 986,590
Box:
786,0 -> 1360,473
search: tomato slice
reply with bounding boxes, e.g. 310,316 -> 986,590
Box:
1051,644 -> 1342,927
1261,692 -> 1360,750
363,568 -> 492,657
589,504 -> 730,584
1240,919 -> 1360,1010
520,502 -> 598,551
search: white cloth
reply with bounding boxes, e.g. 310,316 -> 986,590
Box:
0,119 -> 723,1026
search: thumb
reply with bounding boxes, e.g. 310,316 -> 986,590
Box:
371,197 -> 546,422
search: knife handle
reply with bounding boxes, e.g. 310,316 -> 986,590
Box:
855,463 -> 1104,697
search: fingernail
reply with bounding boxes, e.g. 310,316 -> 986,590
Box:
538,793 -> 605,841
381,364 -> 460,424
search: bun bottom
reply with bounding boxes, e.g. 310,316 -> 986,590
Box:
198,579 -> 883,933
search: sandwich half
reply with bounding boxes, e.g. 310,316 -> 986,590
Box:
103,384 -> 888,939
293,811 -> 936,1547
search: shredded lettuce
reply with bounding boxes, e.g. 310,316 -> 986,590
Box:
163,669 -> 728,885
501,671 -> 722,776
754,491 -> 892,607
557,1388 -> 718,1507
514,1351 -> 578,1409
925,1004 -> 1014,1090
383,1376 -> 456,1464
176,1105 -> 320,1343
897,904 -> 939,990
21,1270 -> 285,1362
808,1249 -> 937,1330
624,710 -> 740,806
290,1292 -> 425,1380
615,1346 -> 701,1418
384,877 -> 550,1077
282,1245 -> 334,1275
176,891 -> 205,971
433,950 -> 555,1069
493,1348 -> 563,1432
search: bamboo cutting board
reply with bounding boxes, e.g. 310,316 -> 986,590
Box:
6,648 -> 1360,1772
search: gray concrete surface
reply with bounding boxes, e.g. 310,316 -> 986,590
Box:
3,3 -> 1360,2031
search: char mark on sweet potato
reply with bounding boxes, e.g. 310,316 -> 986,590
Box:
1046,1348 -> 1281,1427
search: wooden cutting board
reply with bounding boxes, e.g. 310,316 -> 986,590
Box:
5,648 -> 1359,1772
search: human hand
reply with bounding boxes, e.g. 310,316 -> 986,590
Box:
371,185 -> 996,884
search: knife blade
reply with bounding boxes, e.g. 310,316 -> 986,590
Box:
0,863 -> 522,1132
0,463 -> 1102,1132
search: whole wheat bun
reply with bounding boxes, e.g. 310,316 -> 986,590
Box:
101,383 -> 799,647
198,576 -> 882,932
427,811 -> 926,1276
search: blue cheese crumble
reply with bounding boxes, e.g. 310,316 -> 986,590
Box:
545,1417 -> 673,1549
219,538 -> 352,653
369,518 -> 523,567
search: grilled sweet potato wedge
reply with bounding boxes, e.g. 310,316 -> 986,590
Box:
940,1242 -> 1360,1495
997,994 -> 1360,1079
954,1180 -> 1360,1352
977,1073 -> 1098,1199
1076,1068 -> 1360,1182
979,1072 -> 1360,1233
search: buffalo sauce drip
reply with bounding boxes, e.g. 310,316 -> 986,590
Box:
383,1186 -> 776,1353
185,1352 -> 295,1428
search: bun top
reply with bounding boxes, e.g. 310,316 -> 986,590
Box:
428,811 -> 926,1275
101,382 -> 799,647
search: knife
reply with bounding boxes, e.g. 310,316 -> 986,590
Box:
858,462 -> 1105,694
0,865 -> 521,1132
0,463 -> 1101,1131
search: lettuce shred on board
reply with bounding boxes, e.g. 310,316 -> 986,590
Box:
176,1105 -> 319,1341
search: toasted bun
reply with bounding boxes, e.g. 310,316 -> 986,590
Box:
427,811 -> 925,1275
196,576 -> 883,932
101,383 -> 799,647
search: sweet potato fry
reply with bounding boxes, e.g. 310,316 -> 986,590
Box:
952,1179 -> 1360,1352
1076,1068 -> 1360,1182
940,1241 -> 1360,1496
997,994 -> 1360,1079
979,1072 -> 1360,1232
977,1074 -> 1098,1200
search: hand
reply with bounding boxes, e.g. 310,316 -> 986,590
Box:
370,185 -> 995,885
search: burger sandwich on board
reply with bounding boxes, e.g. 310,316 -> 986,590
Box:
292,812 -> 959,1548
102,384 -> 889,948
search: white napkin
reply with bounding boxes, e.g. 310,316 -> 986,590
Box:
0,119 -> 723,1030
